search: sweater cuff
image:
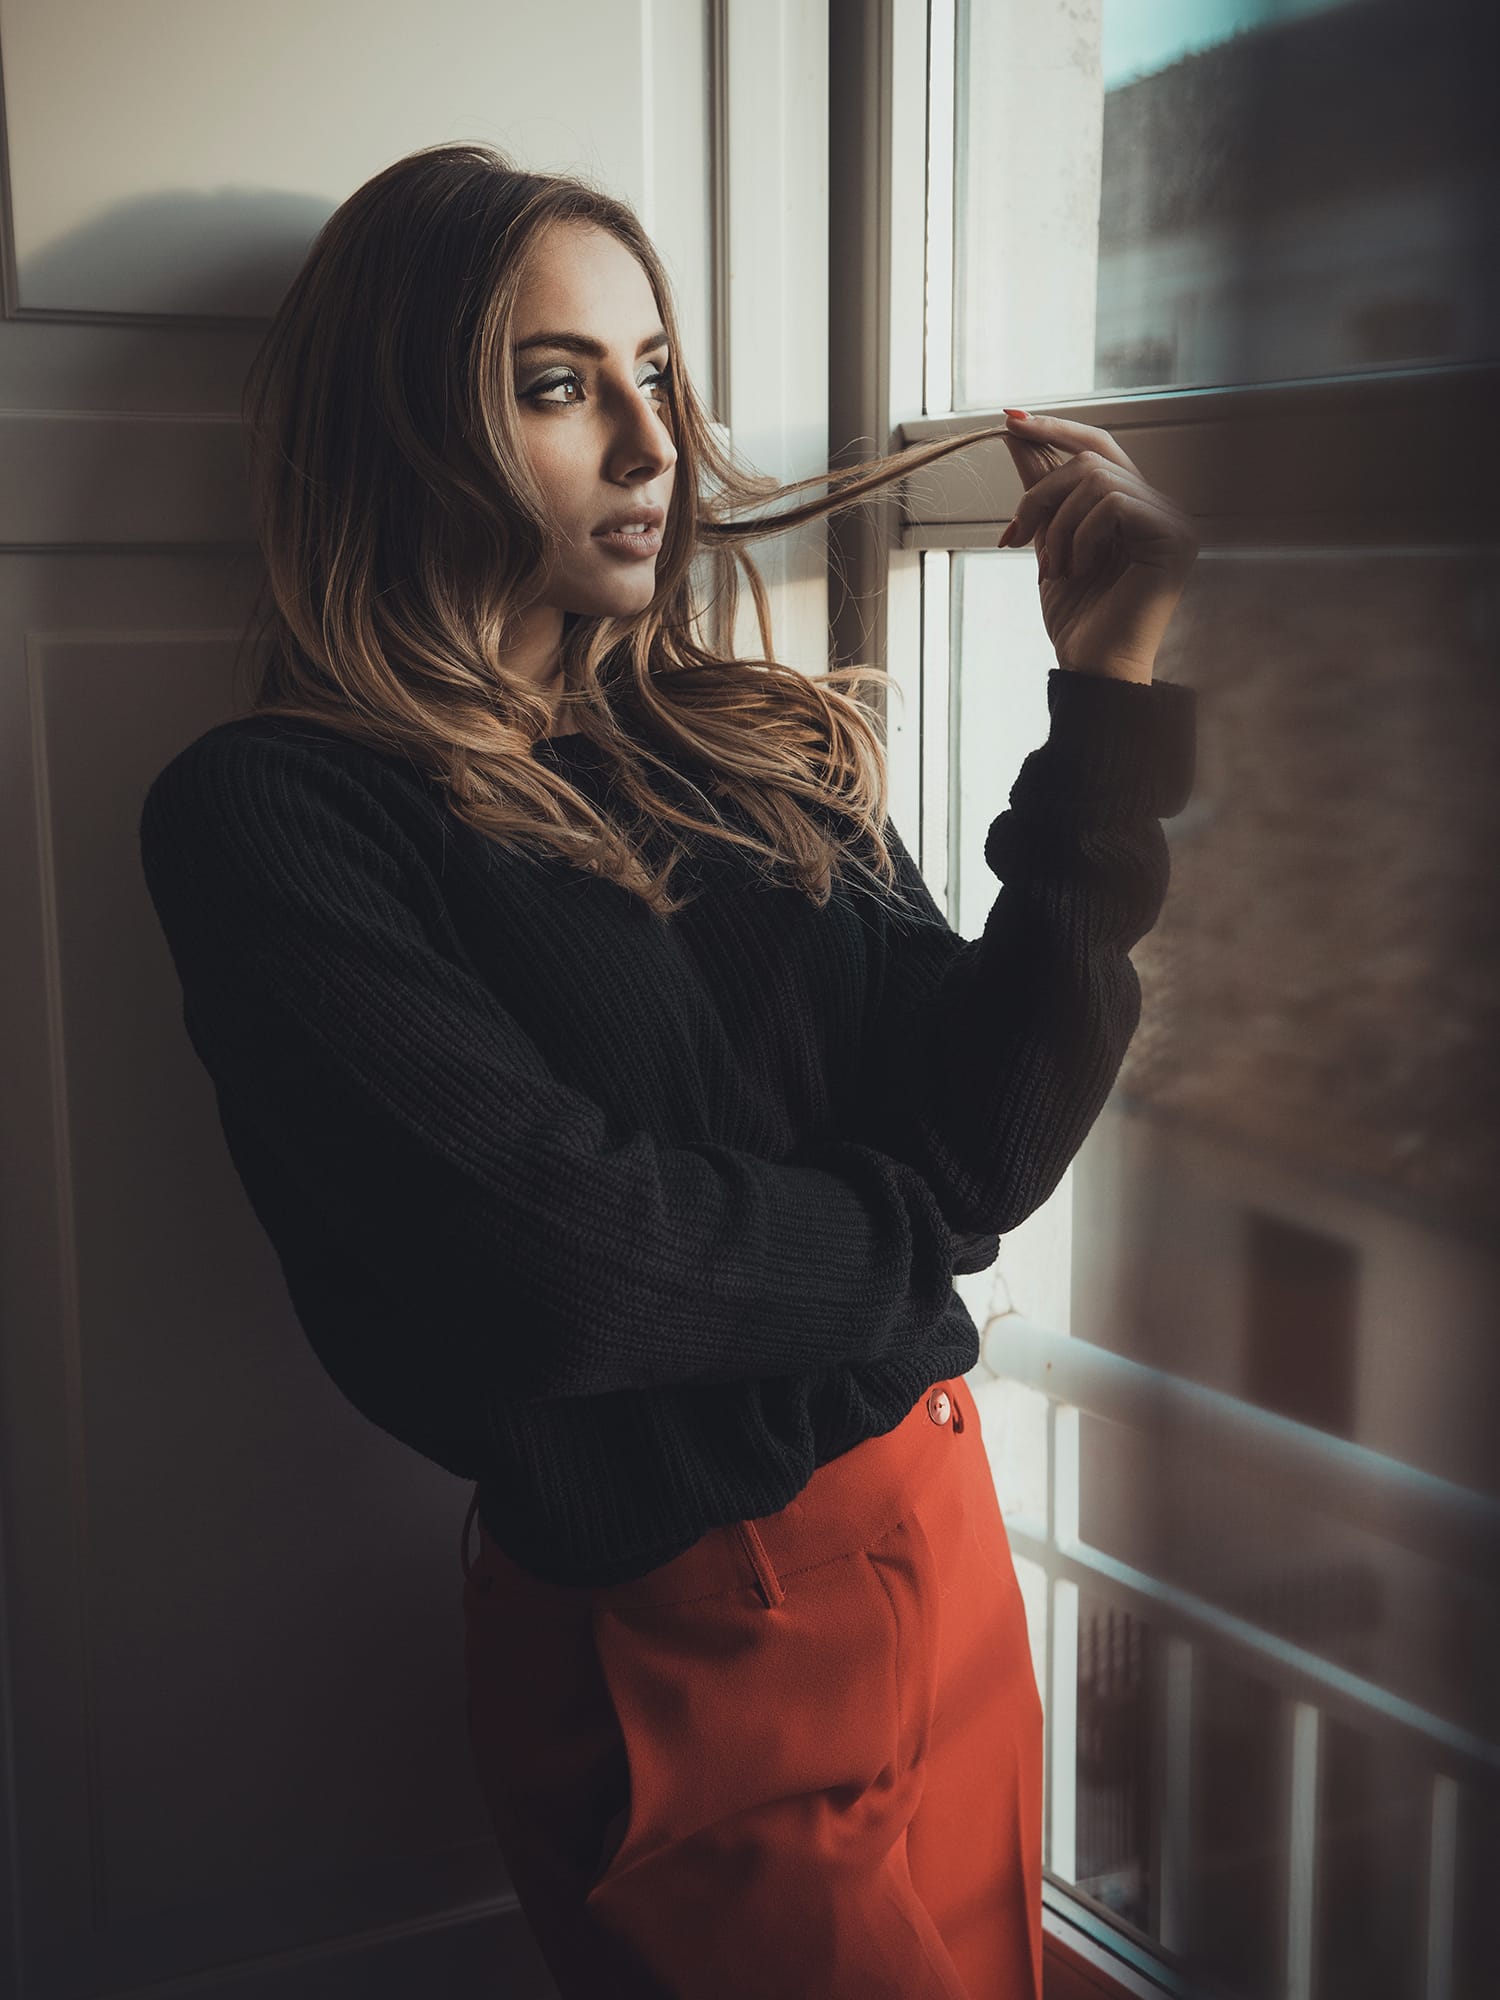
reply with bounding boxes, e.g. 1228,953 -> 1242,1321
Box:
1038,666 -> 1197,819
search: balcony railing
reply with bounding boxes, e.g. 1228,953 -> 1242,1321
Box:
979,1316 -> 1500,2000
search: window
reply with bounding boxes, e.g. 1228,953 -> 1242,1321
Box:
829,3 -> 1500,1994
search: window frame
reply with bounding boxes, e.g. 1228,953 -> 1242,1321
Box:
827,2 -> 1500,1993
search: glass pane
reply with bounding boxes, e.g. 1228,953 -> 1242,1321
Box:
1074,1592 -> 1154,1932
1012,1553 -> 1050,1758
1316,1720 -> 1428,2000
951,543 -> 1500,1992
1189,1655 -> 1284,1996
1453,1785 -> 1500,1998
952,0 -> 1497,408
976,1378 -> 1049,1523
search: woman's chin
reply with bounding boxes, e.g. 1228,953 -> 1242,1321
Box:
572,573 -> 660,620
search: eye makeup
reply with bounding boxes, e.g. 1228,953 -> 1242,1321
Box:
520,361 -> 673,407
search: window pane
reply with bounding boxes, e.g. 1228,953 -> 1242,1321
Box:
952,0 -> 1496,408
979,1378 -> 1050,1524
952,544 -> 1500,1989
1316,1720 -> 1429,2000
954,544 -> 1500,1266
1074,1593 -> 1153,1933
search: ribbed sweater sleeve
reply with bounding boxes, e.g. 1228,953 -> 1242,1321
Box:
847,667 -> 1196,1236
138,732 -> 974,1405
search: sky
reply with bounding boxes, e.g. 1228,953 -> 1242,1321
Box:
1100,0 -> 1367,88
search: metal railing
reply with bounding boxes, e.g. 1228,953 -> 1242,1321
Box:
980,1316 -> 1500,2000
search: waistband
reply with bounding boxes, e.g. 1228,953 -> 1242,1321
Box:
462,1374 -> 972,1613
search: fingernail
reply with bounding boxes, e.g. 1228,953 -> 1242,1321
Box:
1004,408 -> 1032,422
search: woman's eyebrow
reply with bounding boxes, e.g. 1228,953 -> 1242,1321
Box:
514,327 -> 670,359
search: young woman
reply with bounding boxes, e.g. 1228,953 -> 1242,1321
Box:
140,142 -> 1198,1999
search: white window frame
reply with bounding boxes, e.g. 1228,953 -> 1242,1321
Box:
711,0 -> 832,679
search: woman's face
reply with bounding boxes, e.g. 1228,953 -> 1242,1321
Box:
511,220 -> 678,624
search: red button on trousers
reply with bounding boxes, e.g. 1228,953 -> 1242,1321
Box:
460,1373 -> 1043,1999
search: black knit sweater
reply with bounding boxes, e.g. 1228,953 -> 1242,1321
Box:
138,666 -> 1195,1586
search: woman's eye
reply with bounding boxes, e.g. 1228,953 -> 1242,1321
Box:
522,363 -> 672,408
526,371 -> 582,405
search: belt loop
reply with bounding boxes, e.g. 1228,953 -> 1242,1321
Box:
734,1520 -> 786,1610
461,1485 -> 481,1579
951,1388 -> 965,1435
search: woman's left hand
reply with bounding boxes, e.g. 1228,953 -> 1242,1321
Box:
997,412 -> 1199,683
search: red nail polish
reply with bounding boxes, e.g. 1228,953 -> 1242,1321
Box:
1004,407 -> 1032,422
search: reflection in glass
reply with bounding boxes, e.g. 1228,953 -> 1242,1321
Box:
949,544 -> 1500,1996
1075,1595 -> 1153,1931
953,0 -> 1495,407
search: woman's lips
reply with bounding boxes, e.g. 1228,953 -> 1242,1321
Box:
594,525 -> 663,559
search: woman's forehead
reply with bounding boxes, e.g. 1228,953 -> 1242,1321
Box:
515,222 -> 658,328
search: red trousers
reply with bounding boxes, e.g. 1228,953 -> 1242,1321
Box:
460,1374 -> 1043,1999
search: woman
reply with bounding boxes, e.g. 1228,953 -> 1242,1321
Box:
139,142 -> 1198,1998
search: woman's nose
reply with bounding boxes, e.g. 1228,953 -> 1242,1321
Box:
610,393 -> 676,481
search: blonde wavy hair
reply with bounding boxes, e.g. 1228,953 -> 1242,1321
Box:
238,140 -> 1011,919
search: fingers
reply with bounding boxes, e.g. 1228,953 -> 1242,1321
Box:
998,431 -> 1070,494
1005,410 -> 1144,480
999,452 -> 1194,583
1066,490 -> 1187,581
999,453 -> 1156,556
